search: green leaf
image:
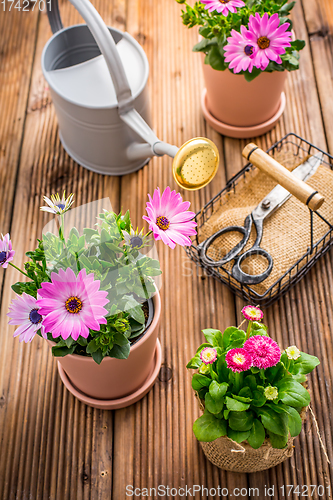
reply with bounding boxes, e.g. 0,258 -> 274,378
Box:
113,333 -> 129,346
207,45 -> 227,71
291,352 -> 320,376
192,374 -> 211,392
229,411 -> 254,432
228,329 -> 246,349
192,37 -> 217,52
238,386 -> 252,399
92,349 -> 104,364
285,406 -> 302,437
202,329 -> 223,347
51,345 -> 76,357
290,39 -> 306,51
77,336 -> 88,347
64,336 -> 74,348
232,394 -> 252,403
87,338 -> 100,354
243,67 -> 261,82
252,390 -> 266,407
109,343 -> 130,359
247,419 -> 265,449
209,381 -> 228,402
186,354 -> 202,369
205,393 -> 223,415
222,326 -> 239,349
279,1 -> 295,14
268,431 -> 288,449
11,282 -> 24,294
216,355 -> 229,383
226,397 -> 250,412
193,413 -> 227,442
244,375 -> 257,391
257,407 -> 289,436
227,428 -> 250,444
276,379 -> 310,407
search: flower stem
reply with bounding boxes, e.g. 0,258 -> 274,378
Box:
9,262 -> 30,278
246,320 -> 253,339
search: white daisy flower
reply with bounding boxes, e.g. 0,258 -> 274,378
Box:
40,191 -> 74,215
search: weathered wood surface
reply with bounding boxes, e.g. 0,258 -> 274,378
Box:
0,0 -> 332,498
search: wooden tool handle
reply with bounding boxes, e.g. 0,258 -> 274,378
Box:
242,143 -> 324,211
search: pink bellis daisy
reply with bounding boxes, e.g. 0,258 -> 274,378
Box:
36,268 -> 109,341
0,233 -> 15,268
7,293 -> 46,343
224,26 -> 256,74
244,335 -> 281,369
225,348 -> 252,373
200,0 -> 245,16
200,347 -> 217,365
241,305 -> 263,322
143,187 -> 197,249
247,13 -> 292,70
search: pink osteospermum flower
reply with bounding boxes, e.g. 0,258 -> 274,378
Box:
247,13 -> 292,70
244,335 -> 281,369
7,293 -> 46,343
200,347 -> 217,365
36,268 -> 109,341
241,305 -> 263,322
200,0 -> 245,16
0,233 -> 15,268
224,26 -> 256,74
143,187 -> 197,250
225,348 -> 252,373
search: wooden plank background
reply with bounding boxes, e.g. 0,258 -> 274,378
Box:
0,0 -> 332,498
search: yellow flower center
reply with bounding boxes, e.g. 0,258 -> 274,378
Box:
219,0 -> 230,3
233,353 -> 246,365
65,296 -> 82,314
156,216 -> 170,231
258,36 -> 270,49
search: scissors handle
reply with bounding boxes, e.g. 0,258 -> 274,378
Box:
198,215 -> 252,266
231,218 -> 273,284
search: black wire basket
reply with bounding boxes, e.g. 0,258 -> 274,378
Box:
185,133 -> 333,308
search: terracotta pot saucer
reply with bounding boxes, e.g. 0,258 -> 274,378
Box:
57,339 -> 162,410
201,88 -> 286,139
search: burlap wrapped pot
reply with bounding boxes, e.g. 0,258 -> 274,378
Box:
196,394 -> 307,473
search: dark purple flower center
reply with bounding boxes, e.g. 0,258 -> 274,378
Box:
258,36 -> 270,49
65,296 -> 82,314
29,308 -> 43,325
130,236 -> 143,248
0,251 -> 7,264
244,45 -> 254,56
218,0 -> 230,3
156,216 -> 170,231
57,203 -> 66,210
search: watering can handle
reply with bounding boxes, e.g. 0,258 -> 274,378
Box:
46,0 -> 133,111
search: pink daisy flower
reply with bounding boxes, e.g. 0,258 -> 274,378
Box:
224,26 -> 256,74
200,347 -> 217,365
243,335 -> 281,369
225,348 -> 252,373
0,233 -> 15,268
143,187 -> 197,250
241,305 -> 263,322
200,0 -> 245,16
7,293 -> 46,343
247,13 -> 292,70
36,268 -> 109,341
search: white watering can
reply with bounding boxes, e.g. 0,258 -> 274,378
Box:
42,0 -> 220,189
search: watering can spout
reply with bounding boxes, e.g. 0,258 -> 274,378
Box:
126,141 -> 179,162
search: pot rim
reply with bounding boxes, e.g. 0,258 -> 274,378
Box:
48,289 -> 161,362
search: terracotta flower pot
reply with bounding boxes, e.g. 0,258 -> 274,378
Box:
201,60 -> 287,138
48,290 -> 161,401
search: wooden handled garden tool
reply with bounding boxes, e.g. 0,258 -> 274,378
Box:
243,143 -> 325,211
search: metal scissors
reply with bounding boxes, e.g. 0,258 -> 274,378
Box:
198,153 -> 323,285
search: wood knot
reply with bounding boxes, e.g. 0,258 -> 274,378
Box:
81,472 -> 89,483
115,15 -> 125,26
0,395 -> 5,408
135,33 -> 146,45
158,364 -> 173,382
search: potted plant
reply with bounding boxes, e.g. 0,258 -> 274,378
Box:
187,305 -> 320,472
4,187 -> 197,409
175,0 -> 305,137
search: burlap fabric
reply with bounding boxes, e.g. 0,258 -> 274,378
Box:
200,435 -> 294,473
198,152 -> 333,295
197,384 -> 308,473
